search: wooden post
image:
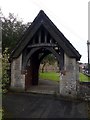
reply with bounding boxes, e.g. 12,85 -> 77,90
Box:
50,38 -> 52,44
39,31 -> 41,43
33,38 -> 35,44
45,32 -> 47,43
60,50 -> 64,70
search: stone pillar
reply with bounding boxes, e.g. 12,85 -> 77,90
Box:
10,54 -> 25,91
60,54 -> 78,98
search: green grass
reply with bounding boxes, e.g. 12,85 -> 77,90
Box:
39,72 -> 60,81
79,73 -> 90,82
39,72 -> 90,82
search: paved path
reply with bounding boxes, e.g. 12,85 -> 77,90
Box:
27,79 -> 59,94
3,93 -> 88,118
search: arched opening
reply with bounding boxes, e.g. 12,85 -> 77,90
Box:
39,54 -> 60,94
24,47 -> 64,94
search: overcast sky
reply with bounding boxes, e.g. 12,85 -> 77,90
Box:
0,0 -> 89,63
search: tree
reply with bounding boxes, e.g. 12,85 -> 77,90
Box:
41,54 -> 56,73
1,11 -> 31,91
2,13 -> 31,53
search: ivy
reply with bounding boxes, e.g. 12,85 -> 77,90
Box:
2,48 -> 10,92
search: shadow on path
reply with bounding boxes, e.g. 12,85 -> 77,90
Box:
27,79 -> 59,94
2,93 -> 88,118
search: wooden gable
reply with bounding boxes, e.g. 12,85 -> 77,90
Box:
10,10 -> 81,61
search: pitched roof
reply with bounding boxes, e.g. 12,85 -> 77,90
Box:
10,10 -> 81,61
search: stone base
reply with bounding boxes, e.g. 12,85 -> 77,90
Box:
9,86 -> 25,92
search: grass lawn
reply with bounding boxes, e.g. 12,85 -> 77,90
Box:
39,72 -> 90,82
39,72 -> 60,81
80,73 -> 90,82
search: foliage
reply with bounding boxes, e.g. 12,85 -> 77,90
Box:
0,109 -> 2,120
41,54 -> 57,73
2,12 -> 31,53
41,54 -> 56,65
2,48 -> 10,92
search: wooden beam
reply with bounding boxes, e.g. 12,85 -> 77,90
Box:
45,31 -> 47,43
27,43 -> 57,48
39,31 -> 41,43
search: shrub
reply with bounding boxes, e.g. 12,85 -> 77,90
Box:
2,48 -> 10,92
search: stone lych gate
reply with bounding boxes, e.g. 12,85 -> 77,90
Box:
10,10 -> 81,97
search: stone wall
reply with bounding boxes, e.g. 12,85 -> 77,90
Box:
10,54 -> 25,91
60,54 -> 79,98
77,82 -> 90,101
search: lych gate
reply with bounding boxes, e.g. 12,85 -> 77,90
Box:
10,10 -> 81,97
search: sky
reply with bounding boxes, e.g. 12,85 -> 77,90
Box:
0,0 -> 89,63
